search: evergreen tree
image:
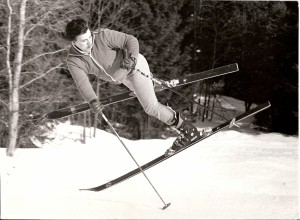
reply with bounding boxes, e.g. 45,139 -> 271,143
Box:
191,1 -> 298,134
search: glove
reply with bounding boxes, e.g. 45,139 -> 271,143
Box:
120,53 -> 137,71
89,99 -> 104,113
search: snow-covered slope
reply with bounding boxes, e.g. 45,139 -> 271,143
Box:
1,122 -> 298,219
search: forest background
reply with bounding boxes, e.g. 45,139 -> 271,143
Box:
0,0 -> 298,156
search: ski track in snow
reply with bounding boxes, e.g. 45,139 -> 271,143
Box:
1,123 -> 298,219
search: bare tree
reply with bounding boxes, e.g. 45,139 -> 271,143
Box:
6,0 -> 27,156
2,0 -> 86,156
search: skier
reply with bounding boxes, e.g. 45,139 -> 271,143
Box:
63,18 -> 201,155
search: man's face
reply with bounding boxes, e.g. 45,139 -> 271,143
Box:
74,29 -> 93,53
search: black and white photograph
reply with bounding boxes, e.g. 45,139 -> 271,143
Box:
0,0 -> 298,219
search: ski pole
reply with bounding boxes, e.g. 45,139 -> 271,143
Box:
99,112 -> 171,210
135,69 -> 228,121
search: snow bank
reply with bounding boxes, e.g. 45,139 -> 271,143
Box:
1,122 -> 298,219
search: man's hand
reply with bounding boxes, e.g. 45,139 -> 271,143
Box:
120,53 -> 137,71
89,99 -> 104,113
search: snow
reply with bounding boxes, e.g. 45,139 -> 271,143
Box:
1,120 -> 298,219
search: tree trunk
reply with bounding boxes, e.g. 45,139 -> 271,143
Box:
93,78 -> 100,137
6,0 -> 13,155
206,86 -> 211,119
7,90 -> 19,156
88,111 -> 92,138
201,84 -> 208,122
83,112 -> 86,144
245,101 -> 252,111
210,98 -> 215,121
196,99 -> 201,120
7,0 -> 27,156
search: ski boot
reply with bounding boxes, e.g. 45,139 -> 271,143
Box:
165,112 -> 202,156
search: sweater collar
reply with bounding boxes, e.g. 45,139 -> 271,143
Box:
69,31 -> 95,56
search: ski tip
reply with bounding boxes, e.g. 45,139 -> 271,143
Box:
162,203 -> 171,210
235,63 -> 239,71
228,63 -> 239,71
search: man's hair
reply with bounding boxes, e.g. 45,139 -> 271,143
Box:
64,18 -> 89,41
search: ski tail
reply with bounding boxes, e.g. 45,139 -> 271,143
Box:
45,104 -> 89,119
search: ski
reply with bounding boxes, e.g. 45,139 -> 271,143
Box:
45,63 -> 239,119
80,101 -> 271,192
